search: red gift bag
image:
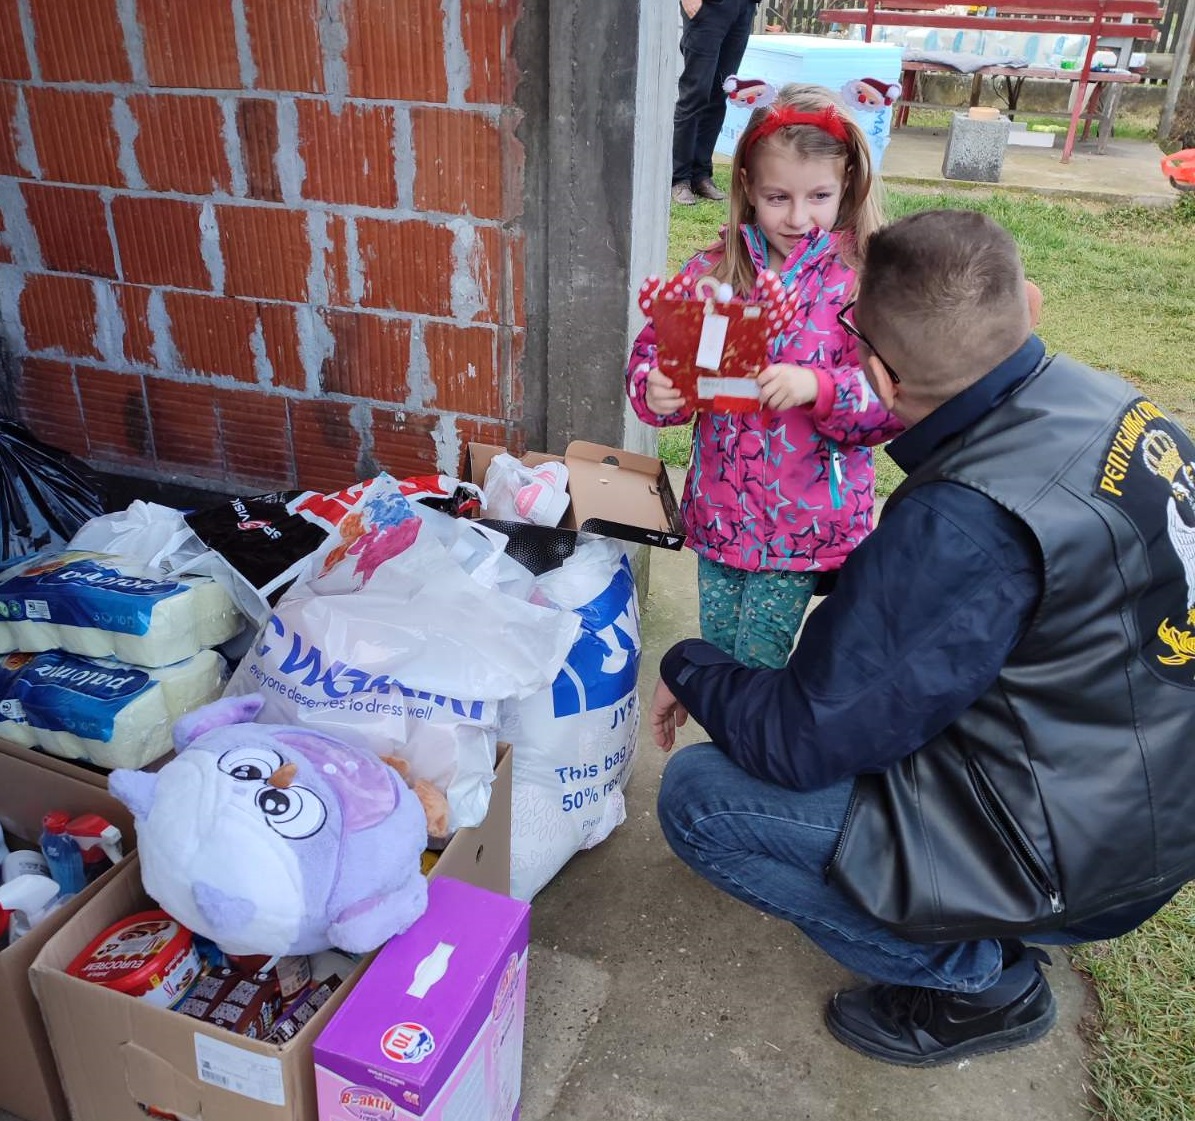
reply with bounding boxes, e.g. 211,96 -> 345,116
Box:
652,288 -> 769,413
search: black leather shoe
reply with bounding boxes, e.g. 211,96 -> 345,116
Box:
825,960 -> 1056,1066
693,177 -> 727,201
671,181 -> 697,206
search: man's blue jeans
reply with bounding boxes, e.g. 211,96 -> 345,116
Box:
657,743 -> 1007,992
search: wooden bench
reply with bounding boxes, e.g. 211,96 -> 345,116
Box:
817,0 -> 1162,161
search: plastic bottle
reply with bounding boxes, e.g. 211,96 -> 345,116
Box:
0,873 -> 61,943
66,814 -> 124,883
40,811 -> 86,896
2,848 -> 51,883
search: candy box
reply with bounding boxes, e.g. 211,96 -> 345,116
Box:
313,877 -> 530,1121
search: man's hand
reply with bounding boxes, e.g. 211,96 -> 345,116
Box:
681,0 -> 703,18
645,367 -> 687,417
756,363 -> 819,411
650,678 -> 689,751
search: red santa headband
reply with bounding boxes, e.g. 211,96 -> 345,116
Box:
742,104 -> 851,159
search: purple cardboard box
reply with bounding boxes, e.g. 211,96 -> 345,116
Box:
313,878 -> 531,1121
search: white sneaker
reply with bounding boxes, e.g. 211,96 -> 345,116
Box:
514,463 -> 570,526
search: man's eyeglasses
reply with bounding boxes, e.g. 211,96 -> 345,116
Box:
837,300 -> 901,385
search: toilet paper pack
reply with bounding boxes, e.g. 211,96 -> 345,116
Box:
0,648 -> 227,769
0,551 -> 242,667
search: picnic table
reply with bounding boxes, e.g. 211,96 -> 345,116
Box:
817,0 -> 1162,161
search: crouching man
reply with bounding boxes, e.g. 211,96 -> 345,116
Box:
650,209 -> 1195,1065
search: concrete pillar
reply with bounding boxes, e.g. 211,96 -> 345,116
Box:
517,1 -> 676,457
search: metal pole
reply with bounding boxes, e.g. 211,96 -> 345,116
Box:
1159,0 -> 1195,140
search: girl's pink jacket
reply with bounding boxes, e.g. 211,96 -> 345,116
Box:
627,226 -> 903,573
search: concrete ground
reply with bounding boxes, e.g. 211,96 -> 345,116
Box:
879,123 -> 1174,206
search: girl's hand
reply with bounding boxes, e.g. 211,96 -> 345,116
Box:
645,367 -> 686,416
756,364 -> 819,411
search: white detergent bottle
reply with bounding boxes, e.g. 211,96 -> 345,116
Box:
0,873 -> 61,943
2,848 -> 51,883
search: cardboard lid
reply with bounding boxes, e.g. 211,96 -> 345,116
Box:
562,442 -> 684,547
313,878 -> 529,1114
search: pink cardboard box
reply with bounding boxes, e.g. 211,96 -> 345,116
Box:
313,877 -> 530,1121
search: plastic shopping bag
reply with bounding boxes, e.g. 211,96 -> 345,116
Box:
502,538 -> 642,900
227,476 -> 579,831
0,419 -> 105,561
70,493 -> 334,631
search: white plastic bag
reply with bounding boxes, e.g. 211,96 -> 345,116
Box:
227,476 -> 579,831
502,539 -> 642,900
69,498 -> 323,629
482,454 -> 570,526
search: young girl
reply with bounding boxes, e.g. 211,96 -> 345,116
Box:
627,82 -> 902,669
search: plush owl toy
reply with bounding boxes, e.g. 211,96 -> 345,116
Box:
108,693 -> 430,956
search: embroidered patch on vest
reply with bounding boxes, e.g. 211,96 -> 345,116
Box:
1093,398 -> 1195,685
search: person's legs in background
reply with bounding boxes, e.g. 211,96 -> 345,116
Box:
672,1 -> 739,203
733,568 -> 817,668
657,744 -> 1058,1065
690,0 -> 757,199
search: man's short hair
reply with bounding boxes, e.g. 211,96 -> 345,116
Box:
857,210 -> 1030,392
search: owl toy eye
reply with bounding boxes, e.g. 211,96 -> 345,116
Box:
255,785 -> 327,839
218,745 -> 285,782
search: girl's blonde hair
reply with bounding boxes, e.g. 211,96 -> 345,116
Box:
710,83 -> 883,295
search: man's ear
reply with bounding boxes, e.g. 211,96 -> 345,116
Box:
863,352 -> 898,411
1026,280 -> 1043,330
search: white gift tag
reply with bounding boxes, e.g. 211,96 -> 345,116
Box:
697,376 -> 760,400
695,312 -> 730,370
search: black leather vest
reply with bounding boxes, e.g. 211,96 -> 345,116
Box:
830,354 -> 1195,941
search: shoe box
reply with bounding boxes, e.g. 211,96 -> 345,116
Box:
465,440 -> 686,552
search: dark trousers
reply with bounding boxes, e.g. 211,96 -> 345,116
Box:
672,0 -> 757,185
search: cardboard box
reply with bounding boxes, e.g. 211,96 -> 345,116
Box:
28,746 -> 512,1121
0,749 -> 135,1121
465,440 -> 686,551
0,734 -> 114,789
314,878 -> 530,1121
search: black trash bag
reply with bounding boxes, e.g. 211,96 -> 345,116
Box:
0,419 -> 106,562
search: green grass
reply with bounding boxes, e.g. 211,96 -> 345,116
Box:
664,183 -> 1195,1121
1071,890 -> 1195,1121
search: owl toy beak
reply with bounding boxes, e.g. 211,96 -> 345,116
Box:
267,763 -> 298,789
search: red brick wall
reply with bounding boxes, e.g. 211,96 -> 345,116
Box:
0,0 -> 525,493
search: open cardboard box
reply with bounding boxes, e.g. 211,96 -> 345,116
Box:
29,745 -> 513,1121
0,748 -> 136,1121
465,440 -> 686,551
0,734 -> 115,790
